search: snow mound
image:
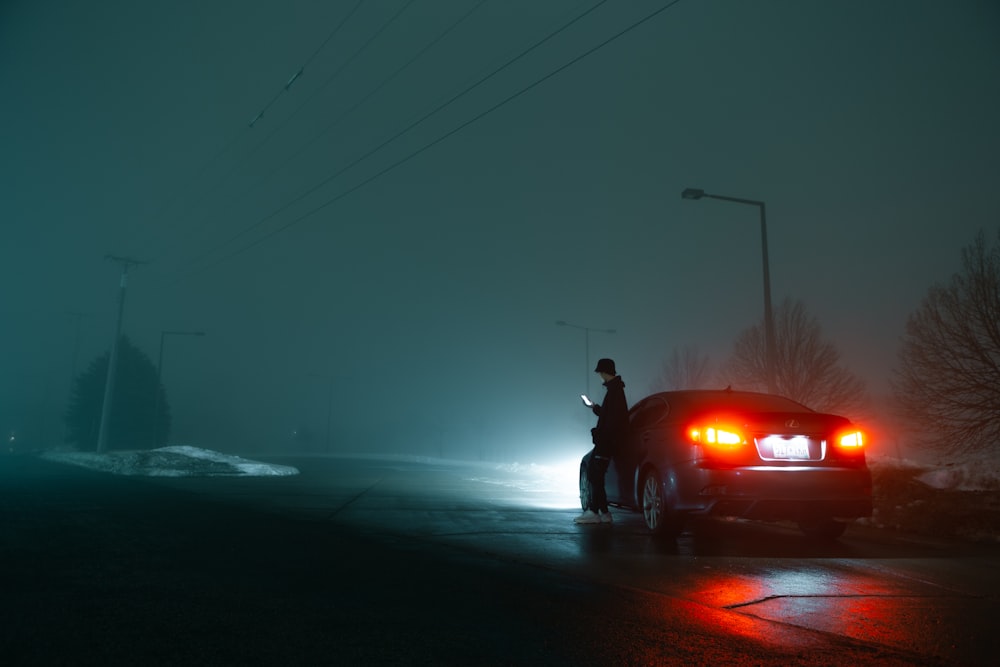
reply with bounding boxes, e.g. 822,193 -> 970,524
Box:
868,455 -> 1000,492
42,445 -> 299,477
916,462 -> 1000,492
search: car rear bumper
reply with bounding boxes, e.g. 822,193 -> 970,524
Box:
677,465 -> 873,521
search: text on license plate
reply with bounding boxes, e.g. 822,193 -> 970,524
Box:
772,439 -> 810,459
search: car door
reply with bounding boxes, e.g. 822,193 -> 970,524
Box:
609,397 -> 668,508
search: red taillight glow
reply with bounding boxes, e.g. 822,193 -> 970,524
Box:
690,425 -> 746,448
838,430 -> 865,448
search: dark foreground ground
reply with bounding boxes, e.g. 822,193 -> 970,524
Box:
3,453 -> 995,666
2,454 -> 613,666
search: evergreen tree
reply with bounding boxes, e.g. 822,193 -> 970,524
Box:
64,336 -> 170,451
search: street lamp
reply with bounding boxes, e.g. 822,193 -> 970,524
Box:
153,330 -> 206,446
556,320 -> 616,396
681,187 -> 776,393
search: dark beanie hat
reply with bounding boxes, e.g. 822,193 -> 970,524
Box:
594,358 -> 616,375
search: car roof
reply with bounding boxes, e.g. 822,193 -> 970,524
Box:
633,389 -> 815,416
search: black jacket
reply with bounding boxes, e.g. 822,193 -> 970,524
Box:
590,375 -> 628,457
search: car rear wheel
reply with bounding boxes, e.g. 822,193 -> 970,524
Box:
579,460 -> 592,511
798,517 -> 848,540
641,470 -> 682,539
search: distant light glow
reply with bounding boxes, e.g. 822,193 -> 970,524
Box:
473,457 -> 582,509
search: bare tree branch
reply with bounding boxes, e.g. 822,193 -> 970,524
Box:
891,229 -> 1000,459
718,298 -> 869,417
651,345 -> 714,392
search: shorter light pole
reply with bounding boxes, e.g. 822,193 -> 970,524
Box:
153,330 -> 205,447
556,320 -> 616,396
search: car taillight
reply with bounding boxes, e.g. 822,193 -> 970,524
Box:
689,425 -> 746,449
837,430 -> 865,449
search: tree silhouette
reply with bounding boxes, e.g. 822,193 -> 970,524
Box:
892,229 -> 1000,459
651,345 -> 714,392
64,336 -> 170,451
719,298 -> 868,416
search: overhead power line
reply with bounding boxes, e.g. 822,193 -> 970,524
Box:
238,0 -> 418,174
249,0 -> 366,127
195,0 -> 686,272
180,0 -> 615,274
148,0 -> 418,271
179,0 -> 488,271
136,1 -> 368,265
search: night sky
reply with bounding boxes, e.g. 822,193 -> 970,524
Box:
3,0 -> 998,460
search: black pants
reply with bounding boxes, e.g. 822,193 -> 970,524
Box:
587,455 -> 610,513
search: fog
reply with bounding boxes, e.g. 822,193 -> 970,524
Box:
2,0 -> 998,460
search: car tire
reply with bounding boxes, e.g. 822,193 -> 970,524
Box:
641,469 -> 683,539
579,460 -> 592,511
798,517 -> 848,540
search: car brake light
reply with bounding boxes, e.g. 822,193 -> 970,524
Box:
837,430 -> 864,449
689,425 -> 746,448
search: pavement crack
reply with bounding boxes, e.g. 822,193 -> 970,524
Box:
324,479 -> 383,520
724,592 -> 962,610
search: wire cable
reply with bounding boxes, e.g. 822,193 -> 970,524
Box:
177,0 -> 614,276
248,0 -> 366,128
156,0 -> 414,269
179,0 -> 489,270
235,0 -> 418,180
136,1 -> 368,265
235,0 -> 687,257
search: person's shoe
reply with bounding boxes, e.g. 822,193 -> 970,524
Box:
600,511 -> 613,524
574,510 -> 601,524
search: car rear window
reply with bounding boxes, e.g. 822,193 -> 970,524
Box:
681,393 -> 812,415
629,397 -> 670,430
628,392 -> 815,429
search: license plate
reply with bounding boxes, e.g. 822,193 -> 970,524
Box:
772,439 -> 810,459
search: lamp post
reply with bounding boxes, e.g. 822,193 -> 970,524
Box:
153,330 -> 205,447
556,320 -> 616,396
681,187 -> 776,393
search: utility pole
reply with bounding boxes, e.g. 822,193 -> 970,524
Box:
65,311 -> 90,443
96,255 -> 145,453
153,330 -> 205,447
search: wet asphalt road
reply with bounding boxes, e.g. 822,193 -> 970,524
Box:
1,454 -> 997,665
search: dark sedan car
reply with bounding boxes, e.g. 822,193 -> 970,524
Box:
579,389 -> 872,539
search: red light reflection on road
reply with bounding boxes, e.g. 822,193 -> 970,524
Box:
661,570 -> 831,649
682,592 -> 779,643
636,579 -> 841,664
833,596 -> 913,646
675,566 -> 932,655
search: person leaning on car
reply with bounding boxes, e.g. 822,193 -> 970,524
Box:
576,358 -> 628,525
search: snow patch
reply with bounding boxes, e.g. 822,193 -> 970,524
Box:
42,445 -> 299,477
915,463 -> 1000,492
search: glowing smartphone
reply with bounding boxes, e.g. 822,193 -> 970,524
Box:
581,394 -> 593,407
